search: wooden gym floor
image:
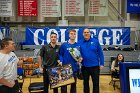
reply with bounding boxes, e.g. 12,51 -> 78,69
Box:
22,75 -> 120,93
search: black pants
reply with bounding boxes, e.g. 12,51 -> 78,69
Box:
61,72 -> 77,93
0,80 -> 20,93
43,67 -> 58,93
82,66 -> 100,93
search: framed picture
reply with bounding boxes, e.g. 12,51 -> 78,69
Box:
48,64 -> 75,89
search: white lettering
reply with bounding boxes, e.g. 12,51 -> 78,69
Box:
90,29 -> 97,38
112,29 -> 122,45
104,37 -> 111,45
60,29 -> 66,43
30,28 -> 127,45
98,29 -> 110,45
34,29 -> 44,45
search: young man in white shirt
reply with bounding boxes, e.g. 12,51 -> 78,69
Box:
0,38 -> 25,93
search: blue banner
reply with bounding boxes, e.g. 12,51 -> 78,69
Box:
25,27 -> 130,45
127,0 -> 140,13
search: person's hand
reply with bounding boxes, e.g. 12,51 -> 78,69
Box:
58,62 -> 62,66
39,67 -> 43,73
100,65 -> 104,70
115,67 -> 119,71
57,60 -> 62,66
8,81 -> 15,88
77,57 -> 83,63
111,69 -> 115,72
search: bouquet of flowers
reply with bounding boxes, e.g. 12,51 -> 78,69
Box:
69,47 -> 83,80
69,47 -> 82,62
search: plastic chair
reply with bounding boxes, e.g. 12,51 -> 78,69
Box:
28,82 -> 44,93
109,70 -> 120,90
28,68 -> 44,93
109,57 -> 120,90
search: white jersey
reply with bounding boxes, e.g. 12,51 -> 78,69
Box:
0,52 -> 19,85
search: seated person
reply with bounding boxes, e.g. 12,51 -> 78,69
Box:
111,54 -> 124,78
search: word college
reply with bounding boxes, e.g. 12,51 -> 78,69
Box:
25,27 -> 130,45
